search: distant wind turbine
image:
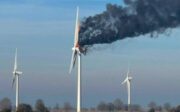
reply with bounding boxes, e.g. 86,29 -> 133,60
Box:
12,48 -> 22,111
122,67 -> 132,111
69,7 -> 82,112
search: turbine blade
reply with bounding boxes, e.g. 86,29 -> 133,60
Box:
122,77 -> 128,85
127,62 -> 131,77
12,75 -> 16,88
73,52 -> 77,67
69,7 -> 80,74
127,68 -> 130,77
74,7 -> 80,47
69,50 -> 77,74
129,77 -> 133,80
14,48 -> 17,72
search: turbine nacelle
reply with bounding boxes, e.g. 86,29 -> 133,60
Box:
122,76 -> 132,84
13,71 -> 23,75
128,77 -> 132,81
72,46 -> 80,53
122,67 -> 132,84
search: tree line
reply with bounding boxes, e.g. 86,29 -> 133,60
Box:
0,97 -> 179,112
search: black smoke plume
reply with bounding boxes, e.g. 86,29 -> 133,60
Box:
79,0 -> 180,53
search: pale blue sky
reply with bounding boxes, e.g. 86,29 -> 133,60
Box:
0,0 -> 180,108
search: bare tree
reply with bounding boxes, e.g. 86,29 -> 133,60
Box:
170,105 -> 180,112
148,108 -> 155,112
97,101 -> 107,111
131,104 -> 142,111
54,103 -> 60,110
148,102 -> 157,112
63,102 -> 73,112
0,98 -> 12,112
53,103 -> 61,112
164,103 -> 171,111
35,99 -> 49,112
113,98 -> 124,110
148,102 -> 157,109
107,102 -> 115,111
17,104 -> 32,112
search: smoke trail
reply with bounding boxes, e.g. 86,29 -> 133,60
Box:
79,0 -> 180,53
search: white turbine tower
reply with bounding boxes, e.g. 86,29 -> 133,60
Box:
69,7 -> 82,112
12,48 -> 22,111
122,68 -> 132,111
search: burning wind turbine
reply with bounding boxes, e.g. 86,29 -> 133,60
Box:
69,7 -> 82,112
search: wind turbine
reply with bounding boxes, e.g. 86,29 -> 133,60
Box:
122,68 -> 132,111
12,48 -> 22,111
69,7 -> 82,112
